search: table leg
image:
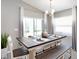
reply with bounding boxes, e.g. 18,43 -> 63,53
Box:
29,49 -> 36,59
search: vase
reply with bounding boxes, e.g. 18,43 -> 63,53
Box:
1,48 -> 8,59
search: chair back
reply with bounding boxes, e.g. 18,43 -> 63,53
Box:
8,36 -> 13,59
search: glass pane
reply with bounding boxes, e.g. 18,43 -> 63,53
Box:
23,17 -> 33,37
34,18 -> 42,36
23,17 -> 42,37
37,18 -> 42,36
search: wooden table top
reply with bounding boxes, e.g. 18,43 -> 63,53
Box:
17,35 -> 67,49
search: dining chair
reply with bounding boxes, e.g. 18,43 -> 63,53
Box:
7,36 -> 29,59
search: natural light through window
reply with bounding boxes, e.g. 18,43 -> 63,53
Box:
54,15 -> 72,36
23,17 -> 42,37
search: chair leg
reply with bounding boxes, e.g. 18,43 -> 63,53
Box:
69,48 -> 72,59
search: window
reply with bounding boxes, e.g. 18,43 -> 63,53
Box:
54,15 -> 72,36
23,17 -> 42,37
34,18 -> 42,36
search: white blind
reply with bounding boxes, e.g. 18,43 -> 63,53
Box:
54,15 -> 72,36
24,8 -> 43,18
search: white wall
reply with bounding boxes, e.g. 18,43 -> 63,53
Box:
1,0 -> 22,49
1,0 -> 44,49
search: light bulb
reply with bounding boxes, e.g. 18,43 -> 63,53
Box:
51,9 -> 55,14
45,10 -> 48,14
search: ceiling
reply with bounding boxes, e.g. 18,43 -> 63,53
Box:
23,0 -> 77,12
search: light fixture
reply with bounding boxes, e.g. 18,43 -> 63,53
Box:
45,0 -> 55,16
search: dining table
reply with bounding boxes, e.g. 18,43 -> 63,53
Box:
17,34 -> 67,59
